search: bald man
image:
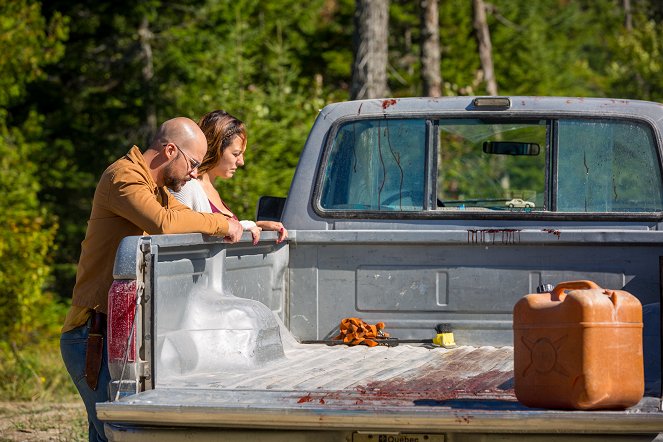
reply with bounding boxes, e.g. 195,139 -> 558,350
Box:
60,117 -> 243,441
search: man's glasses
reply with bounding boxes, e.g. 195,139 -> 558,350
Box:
165,143 -> 201,172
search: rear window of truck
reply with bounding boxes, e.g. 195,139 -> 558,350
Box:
318,117 -> 663,216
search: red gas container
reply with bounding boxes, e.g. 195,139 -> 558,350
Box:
513,280 -> 644,410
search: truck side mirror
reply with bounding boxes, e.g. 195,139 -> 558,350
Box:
256,196 -> 286,221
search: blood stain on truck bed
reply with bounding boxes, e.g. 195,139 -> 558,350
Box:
290,346 -> 516,409
356,347 -> 514,403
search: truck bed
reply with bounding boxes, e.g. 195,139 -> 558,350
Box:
160,342 -> 515,403
98,337 -> 662,434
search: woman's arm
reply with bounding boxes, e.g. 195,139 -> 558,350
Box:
256,220 -> 288,243
169,179 -> 212,213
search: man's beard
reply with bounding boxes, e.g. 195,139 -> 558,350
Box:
164,161 -> 188,192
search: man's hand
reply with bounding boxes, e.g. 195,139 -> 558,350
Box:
224,218 -> 243,243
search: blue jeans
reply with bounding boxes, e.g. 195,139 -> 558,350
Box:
61,321 -> 110,442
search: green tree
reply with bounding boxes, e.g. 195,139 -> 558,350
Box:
0,0 -> 67,343
481,0 -> 618,96
607,5 -> 663,101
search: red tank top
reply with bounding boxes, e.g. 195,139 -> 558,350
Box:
209,199 -> 238,220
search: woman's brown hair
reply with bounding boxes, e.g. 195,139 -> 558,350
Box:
197,110 -> 247,175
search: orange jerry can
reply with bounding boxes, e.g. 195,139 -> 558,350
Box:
513,280 -> 644,410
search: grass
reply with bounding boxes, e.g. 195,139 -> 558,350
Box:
0,338 -> 78,402
0,337 -> 87,441
0,400 -> 87,442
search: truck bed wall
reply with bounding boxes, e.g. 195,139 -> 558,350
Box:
136,229 -> 660,395
287,229 -> 661,345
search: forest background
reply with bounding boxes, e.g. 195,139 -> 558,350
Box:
1,0 -> 663,402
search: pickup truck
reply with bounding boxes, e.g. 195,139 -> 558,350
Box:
98,96 -> 662,441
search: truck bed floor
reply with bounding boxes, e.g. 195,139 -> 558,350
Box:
159,341 -> 516,407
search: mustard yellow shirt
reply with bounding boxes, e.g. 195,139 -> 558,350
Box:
62,146 -> 230,332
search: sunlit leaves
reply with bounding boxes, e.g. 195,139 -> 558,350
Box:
608,19 -> 663,101
0,0 -> 63,342
0,0 -> 67,106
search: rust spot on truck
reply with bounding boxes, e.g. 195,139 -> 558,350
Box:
467,229 -> 521,244
566,97 -> 585,104
542,228 -> 561,238
455,414 -> 473,424
297,393 -> 313,403
382,99 -> 398,110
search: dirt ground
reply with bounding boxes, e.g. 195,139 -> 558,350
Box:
0,401 -> 87,442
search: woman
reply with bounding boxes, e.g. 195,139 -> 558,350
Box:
171,110 -> 287,244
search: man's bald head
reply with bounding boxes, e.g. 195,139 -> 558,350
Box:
151,117 -> 208,163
